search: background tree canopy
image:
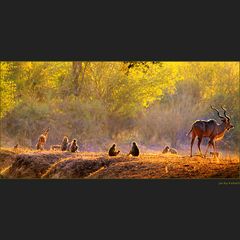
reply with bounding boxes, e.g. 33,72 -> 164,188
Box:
0,61 -> 239,152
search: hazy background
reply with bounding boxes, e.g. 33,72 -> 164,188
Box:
0,61 -> 239,154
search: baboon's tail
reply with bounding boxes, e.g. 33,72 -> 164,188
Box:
186,128 -> 193,136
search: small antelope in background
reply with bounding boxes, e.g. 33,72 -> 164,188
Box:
187,106 -> 233,157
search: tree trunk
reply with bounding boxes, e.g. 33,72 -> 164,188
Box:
72,62 -> 89,97
72,62 -> 82,96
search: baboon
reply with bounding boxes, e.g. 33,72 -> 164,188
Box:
36,127 -> 50,150
51,145 -> 61,150
210,151 -> 219,157
36,135 -> 46,150
169,148 -> 178,154
69,139 -> 78,152
162,146 -> 177,154
108,144 -> 120,156
162,146 -> 170,154
61,136 -> 69,151
127,142 -> 140,157
13,144 -> 18,149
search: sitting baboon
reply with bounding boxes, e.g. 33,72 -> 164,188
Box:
162,146 -> 170,154
69,139 -> 78,152
127,142 -> 139,157
36,127 -> 50,150
61,136 -> 69,151
162,146 -> 177,154
51,145 -> 61,150
169,148 -> 178,154
108,144 -> 120,156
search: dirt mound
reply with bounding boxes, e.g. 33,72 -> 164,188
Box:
1,148 -> 239,179
86,155 -> 240,179
42,158 -> 106,178
6,152 -> 73,178
4,151 -> 131,179
0,149 -> 17,177
42,155 -> 133,179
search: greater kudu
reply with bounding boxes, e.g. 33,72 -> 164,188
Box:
187,106 -> 233,157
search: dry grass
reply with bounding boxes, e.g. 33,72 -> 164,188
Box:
0,148 -> 239,179
93,153 -> 239,179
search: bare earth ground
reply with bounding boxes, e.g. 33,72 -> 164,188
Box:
0,148 -> 239,179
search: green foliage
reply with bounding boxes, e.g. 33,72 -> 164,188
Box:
1,61 -> 239,151
0,62 -> 16,118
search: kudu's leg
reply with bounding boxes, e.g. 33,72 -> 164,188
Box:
197,137 -> 203,157
212,141 -> 218,158
190,134 -> 196,157
204,139 -> 213,157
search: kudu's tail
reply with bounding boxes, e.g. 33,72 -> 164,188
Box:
186,127 -> 193,136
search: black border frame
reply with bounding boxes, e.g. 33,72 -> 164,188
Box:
0,1 -> 239,239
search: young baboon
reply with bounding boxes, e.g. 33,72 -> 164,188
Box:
127,142 -> 140,157
169,148 -> 178,154
162,146 -> 177,154
162,146 -> 170,154
36,127 -> 50,150
61,136 -> 69,151
69,139 -> 78,152
108,144 -> 120,156
51,145 -> 61,150
210,151 -> 219,157
13,144 -> 19,149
